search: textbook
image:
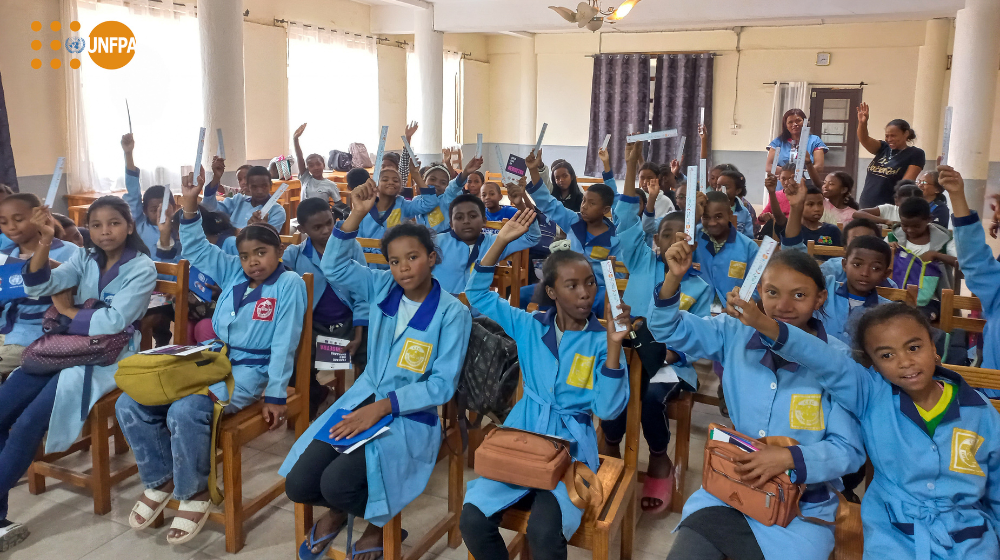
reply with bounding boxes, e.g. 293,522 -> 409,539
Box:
314,408 -> 393,453
0,261 -> 27,302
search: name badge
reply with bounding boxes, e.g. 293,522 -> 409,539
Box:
252,297 -> 276,321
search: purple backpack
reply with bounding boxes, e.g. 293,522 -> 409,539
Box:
891,247 -> 943,307
20,299 -> 134,376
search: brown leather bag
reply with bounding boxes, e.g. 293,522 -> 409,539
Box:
474,427 -> 604,510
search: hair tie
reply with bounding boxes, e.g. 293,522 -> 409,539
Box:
423,164 -> 450,181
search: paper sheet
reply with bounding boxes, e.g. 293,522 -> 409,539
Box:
372,125 -> 389,176
940,106 -> 953,166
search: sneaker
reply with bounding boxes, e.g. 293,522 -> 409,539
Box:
0,520 -> 30,553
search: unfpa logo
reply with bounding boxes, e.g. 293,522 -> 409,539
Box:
30,19 -> 135,70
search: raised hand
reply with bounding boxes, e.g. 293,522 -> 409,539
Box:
936,165 -> 964,194
496,209 -> 536,244
598,147 -> 611,169
246,210 -> 265,226
405,121 -> 419,142
764,172 -> 778,193
857,102 -> 869,125
180,166 -> 206,212
785,178 -> 806,207
647,176 -> 661,200
664,233 -> 694,278
525,150 -> 540,171
293,123 -> 307,139
625,141 -> 641,165
121,133 -> 135,153
463,156 -> 484,178
669,159 -> 680,176
211,156 -> 225,184
724,286 -> 771,334
31,206 -> 56,242
351,179 -> 379,214
605,291 -> 633,345
698,124 -> 707,141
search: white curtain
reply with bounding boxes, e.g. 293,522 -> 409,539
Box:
288,23 -> 378,157
769,81 -> 811,140
73,0 -> 201,194
406,49 -> 463,147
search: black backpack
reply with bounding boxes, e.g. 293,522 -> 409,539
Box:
328,150 -> 352,172
456,317 -> 520,424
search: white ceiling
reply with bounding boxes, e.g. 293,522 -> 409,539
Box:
364,0 -> 962,35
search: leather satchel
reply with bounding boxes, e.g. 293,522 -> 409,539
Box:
20,299 -> 134,376
474,427 -> 604,511
703,423 -> 804,527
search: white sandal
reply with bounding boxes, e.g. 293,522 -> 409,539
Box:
166,499 -> 213,545
129,488 -> 171,530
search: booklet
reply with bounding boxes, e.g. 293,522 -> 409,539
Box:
314,408 -> 393,453
190,266 -> 216,302
0,261 -> 27,302
315,335 -> 352,370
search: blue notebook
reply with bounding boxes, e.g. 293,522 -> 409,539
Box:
0,261 -> 27,302
313,408 -> 393,449
189,266 -> 216,302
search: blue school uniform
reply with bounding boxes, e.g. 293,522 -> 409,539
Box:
433,225 -> 539,296
1,240 -> 79,347
125,168 -> 180,279
762,321 -> 1000,560
485,206 -> 518,222
693,224 -> 760,302
820,257 -> 898,289
201,187 -> 286,230
953,212 -> 1000,398
648,290 -> 866,560
463,264 -> 629,539
360,188 -> 439,240
283,237 -> 368,327
768,134 -> 829,172
527,178 -> 621,288
280,226 -> 472,526
423,175 -> 472,234
180,212 -> 307,410
21,246 -> 157,452
0,234 -> 13,251
732,198 -> 753,237
817,276 -> 888,345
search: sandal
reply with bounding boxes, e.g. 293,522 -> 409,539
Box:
640,471 -> 674,514
129,488 -> 171,530
350,529 -> 408,560
298,517 -> 347,560
165,499 -> 213,545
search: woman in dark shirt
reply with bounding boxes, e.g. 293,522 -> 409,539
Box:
549,159 -> 584,212
857,102 -> 925,208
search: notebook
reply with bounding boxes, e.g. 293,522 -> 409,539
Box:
314,408 -> 393,453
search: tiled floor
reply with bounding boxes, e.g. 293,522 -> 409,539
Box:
5,367 -> 729,560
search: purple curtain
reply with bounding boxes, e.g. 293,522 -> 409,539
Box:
585,54 -> 650,179
648,54 -> 714,169
0,72 -> 17,191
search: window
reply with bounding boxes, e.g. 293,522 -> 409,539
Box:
406,50 -> 463,147
74,0 -> 202,193
287,23 -> 378,157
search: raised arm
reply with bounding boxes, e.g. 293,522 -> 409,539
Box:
764,173 -> 787,230
941,166 -> 1000,313
121,134 -> 145,222
292,123 -> 308,176
591,300 -> 632,422
856,102 -> 882,155
699,124 -> 709,160
782,179 -> 806,242
622,141 -> 639,198
178,170 -> 243,286
322,180 -> 382,306
524,150 -> 579,230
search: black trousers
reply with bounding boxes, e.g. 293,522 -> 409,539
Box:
284,395 -> 376,517
666,506 -> 764,560
461,491 -> 566,560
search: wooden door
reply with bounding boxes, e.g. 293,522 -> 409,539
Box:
809,88 -> 863,190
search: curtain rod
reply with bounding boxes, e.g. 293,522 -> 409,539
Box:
586,51 -> 718,58
272,18 -> 408,48
764,81 -> 867,87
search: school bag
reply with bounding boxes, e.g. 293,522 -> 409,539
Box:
20,299 -> 135,376
328,150 -> 353,172
348,143 -> 374,169
115,345 -> 234,504
456,317 -> 520,424
891,246 -> 944,307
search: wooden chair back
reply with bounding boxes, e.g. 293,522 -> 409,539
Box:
139,260 -> 190,350
939,289 -> 986,334
280,233 -> 303,246
949,364 -> 1000,414
358,237 -> 388,265
876,286 -> 916,306
807,240 -> 846,259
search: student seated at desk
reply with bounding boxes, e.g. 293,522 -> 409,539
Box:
461,213 -> 630,560
202,161 -> 286,230
283,182 -> 471,560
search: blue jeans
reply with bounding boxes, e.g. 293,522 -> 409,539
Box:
115,393 -> 213,500
0,370 -> 59,521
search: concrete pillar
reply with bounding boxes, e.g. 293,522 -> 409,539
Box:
198,0 -> 246,171
414,6 -> 443,162
947,0 -> 1000,212
912,18 -> 950,160
518,38 -> 538,147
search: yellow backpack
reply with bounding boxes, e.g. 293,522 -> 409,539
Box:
115,347 -> 233,504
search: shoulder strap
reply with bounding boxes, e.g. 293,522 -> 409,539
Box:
197,372 -> 234,505
563,460 -> 604,511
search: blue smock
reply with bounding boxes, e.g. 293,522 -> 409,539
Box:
1,239 -> 79,346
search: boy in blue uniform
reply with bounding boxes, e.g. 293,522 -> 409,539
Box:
461,211 -> 631,560
202,162 -> 286,231
121,133 -> 180,265
654,238 -> 865,560
694,190 -> 759,302
819,217 -> 897,287
480,182 -> 518,222
284,198 -> 368,418
282,181 -> 471,560
357,167 -> 438,250
939,165 -> 1000,397
718,169 -> 753,237
418,164 -> 454,233
524,150 -> 621,301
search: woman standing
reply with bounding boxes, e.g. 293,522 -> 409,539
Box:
856,102 -> 925,208
766,109 -> 828,183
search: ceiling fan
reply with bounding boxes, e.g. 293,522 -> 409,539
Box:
549,0 -> 642,31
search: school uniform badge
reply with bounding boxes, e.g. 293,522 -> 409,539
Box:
566,354 -> 596,390
789,394 -> 825,431
949,428 -> 985,476
252,298 -> 277,321
728,261 -> 747,279
398,338 -> 433,374
589,246 -> 610,260
428,207 -> 445,227
679,293 -> 695,311
387,208 -> 403,228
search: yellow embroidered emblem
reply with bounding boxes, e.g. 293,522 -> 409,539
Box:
728,261 -> 747,279
789,394 -> 825,431
566,354 -> 596,390
386,208 -> 402,228
428,207 -> 445,227
679,293 -> 696,311
589,246 -> 610,260
950,428 -> 985,476
397,338 -> 433,374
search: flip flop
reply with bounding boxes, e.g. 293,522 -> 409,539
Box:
129,488 -> 171,530
641,472 -> 674,514
165,499 -> 213,545
299,517 -> 348,560
349,529 -> 408,560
